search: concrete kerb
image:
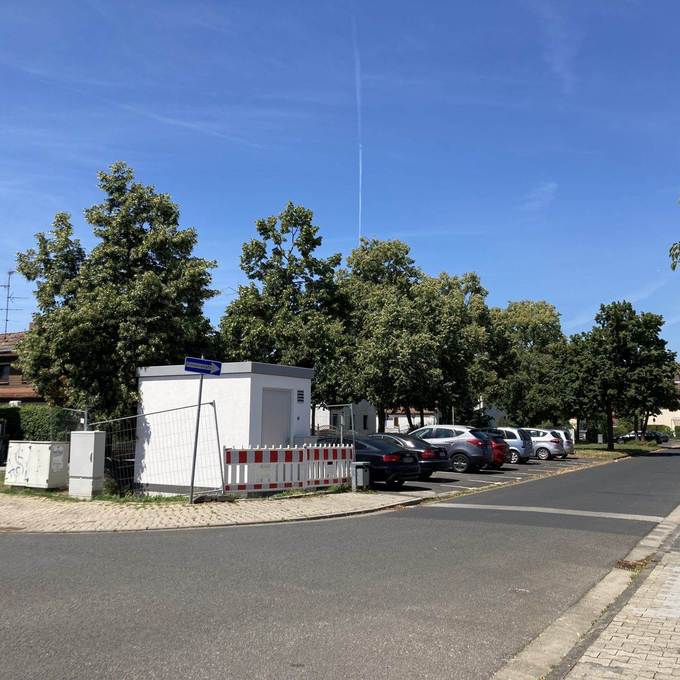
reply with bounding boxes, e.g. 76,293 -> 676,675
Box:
491,484 -> 680,680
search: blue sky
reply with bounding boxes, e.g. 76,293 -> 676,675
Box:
2,1 -> 680,348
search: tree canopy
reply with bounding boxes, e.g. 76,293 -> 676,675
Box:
17,162 -> 217,417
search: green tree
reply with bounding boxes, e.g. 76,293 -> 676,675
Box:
17,162 -> 217,417
415,272 -> 495,424
219,202 -> 345,413
340,238 -> 440,431
583,301 -> 677,450
489,300 -> 568,425
562,333 -> 599,439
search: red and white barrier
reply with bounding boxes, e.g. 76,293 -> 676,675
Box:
223,445 -> 354,494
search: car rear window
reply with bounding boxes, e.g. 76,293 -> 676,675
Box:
550,431 -> 562,439
518,429 -> 531,441
469,429 -> 490,439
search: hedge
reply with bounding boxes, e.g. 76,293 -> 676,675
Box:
0,405 -> 71,441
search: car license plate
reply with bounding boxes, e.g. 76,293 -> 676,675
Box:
402,455 -> 414,462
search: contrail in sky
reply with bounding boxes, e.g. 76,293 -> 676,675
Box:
351,14 -> 363,240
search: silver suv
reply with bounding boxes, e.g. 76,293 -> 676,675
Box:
483,427 -> 533,464
410,424 -> 493,473
527,429 -> 566,460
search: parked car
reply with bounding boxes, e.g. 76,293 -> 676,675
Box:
486,434 -> 509,470
526,429 -> 566,460
481,427 -> 533,464
409,424 -> 493,473
616,430 -> 669,444
369,433 -> 449,480
552,429 -> 575,456
315,434 -> 420,488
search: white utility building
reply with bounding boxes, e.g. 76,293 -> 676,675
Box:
133,361 -> 313,495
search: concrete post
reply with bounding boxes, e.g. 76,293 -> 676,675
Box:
69,430 -> 106,499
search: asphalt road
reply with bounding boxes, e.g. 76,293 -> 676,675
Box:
372,455 -> 602,499
2,452 -> 680,680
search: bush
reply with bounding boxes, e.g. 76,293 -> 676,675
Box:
0,405 -> 70,441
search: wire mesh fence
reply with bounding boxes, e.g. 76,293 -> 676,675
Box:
90,402 -> 222,496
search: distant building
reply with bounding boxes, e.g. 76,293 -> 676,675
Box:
384,408 -> 438,433
0,332 -> 40,403
313,400 -> 377,436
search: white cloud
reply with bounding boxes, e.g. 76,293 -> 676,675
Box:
521,181 -> 558,212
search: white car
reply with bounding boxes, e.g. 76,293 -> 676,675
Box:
552,429 -> 574,456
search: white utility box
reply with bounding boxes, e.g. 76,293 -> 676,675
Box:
4,441 -> 70,489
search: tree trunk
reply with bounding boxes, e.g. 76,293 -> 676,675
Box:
606,405 -> 615,451
377,405 -> 385,433
311,404 -> 316,435
634,413 -> 639,440
575,416 -> 581,443
419,407 -> 425,427
642,413 -> 650,435
404,407 -> 414,432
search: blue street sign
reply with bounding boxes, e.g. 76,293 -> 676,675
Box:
184,357 -> 222,376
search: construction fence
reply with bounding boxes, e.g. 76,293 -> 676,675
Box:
90,402 -> 222,496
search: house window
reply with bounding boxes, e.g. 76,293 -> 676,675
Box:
393,417 -> 399,427
331,414 -> 338,428
0,364 -> 9,384
363,415 -> 368,430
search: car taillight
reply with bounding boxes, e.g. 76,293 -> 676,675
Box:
421,449 -> 436,460
469,438 -> 484,447
551,439 -> 561,444
382,453 -> 400,462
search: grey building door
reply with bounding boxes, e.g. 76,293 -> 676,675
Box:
261,389 -> 292,446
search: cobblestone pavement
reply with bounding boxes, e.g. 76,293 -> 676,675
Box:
566,541 -> 680,679
0,491 -> 411,533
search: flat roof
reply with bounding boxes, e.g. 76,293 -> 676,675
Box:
137,361 -> 314,380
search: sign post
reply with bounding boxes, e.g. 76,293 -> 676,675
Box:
185,357 -> 222,503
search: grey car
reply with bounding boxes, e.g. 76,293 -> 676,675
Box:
527,429 -> 566,460
410,424 -> 493,473
482,427 -> 533,464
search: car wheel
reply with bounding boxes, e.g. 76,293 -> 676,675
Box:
385,479 -> 405,489
536,447 -> 551,461
450,453 -> 471,473
418,471 -> 433,481
509,450 -> 519,464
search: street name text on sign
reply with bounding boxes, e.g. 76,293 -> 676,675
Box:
184,357 -> 222,376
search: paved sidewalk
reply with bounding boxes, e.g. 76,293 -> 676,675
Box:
0,491 -> 412,533
566,538 -> 680,679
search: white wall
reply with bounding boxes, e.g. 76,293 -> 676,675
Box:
137,373 -> 252,448
385,413 -> 437,433
249,373 -> 311,446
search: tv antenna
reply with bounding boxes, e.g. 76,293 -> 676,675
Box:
1,270 -> 25,337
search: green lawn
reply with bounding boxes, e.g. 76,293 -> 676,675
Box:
575,440 -> 662,460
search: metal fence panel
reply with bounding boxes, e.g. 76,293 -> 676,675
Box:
90,402 -> 222,496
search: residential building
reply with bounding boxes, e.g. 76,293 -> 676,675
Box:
0,332 -> 40,403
